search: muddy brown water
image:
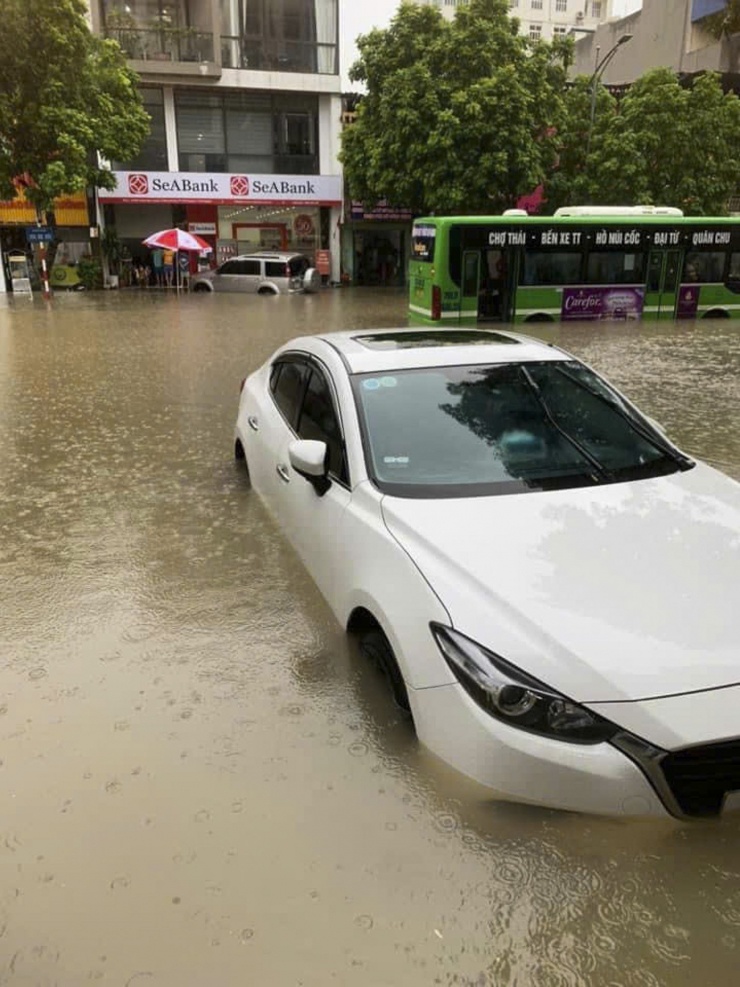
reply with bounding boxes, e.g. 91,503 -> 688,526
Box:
1,288 -> 739,986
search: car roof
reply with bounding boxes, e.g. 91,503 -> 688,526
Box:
235,251 -> 302,260
316,328 -> 566,374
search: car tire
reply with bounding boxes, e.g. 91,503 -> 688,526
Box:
303,268 -> 321,294
193,283 -> 210,293
359,629 -> 410,713
234,439 -> 251,486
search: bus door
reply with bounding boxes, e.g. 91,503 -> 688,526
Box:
645,249 -> 682,319
475,248 -> 516,322
460,251 -> 480,321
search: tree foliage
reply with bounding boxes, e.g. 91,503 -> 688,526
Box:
703,0 -> 740,38
341,0 -> 571,215
546,69 -> 740,215
0,0 -> 150,218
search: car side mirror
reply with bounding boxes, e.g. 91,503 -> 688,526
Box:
289,439 -> 331,496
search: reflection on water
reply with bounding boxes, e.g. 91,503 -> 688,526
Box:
0,290 -> 739,986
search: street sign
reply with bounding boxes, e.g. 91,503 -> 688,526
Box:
26,227 -> 54,244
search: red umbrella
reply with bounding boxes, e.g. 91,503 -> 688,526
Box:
142,228 -> 212,252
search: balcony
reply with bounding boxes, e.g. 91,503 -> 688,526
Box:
220,36 -> 337,75
105,25 -> 220,76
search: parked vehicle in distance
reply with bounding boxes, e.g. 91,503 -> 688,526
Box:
192,251 -> 320,295
234,327 -> 740,819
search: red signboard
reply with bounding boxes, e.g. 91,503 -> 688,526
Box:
315,249 -> 331,276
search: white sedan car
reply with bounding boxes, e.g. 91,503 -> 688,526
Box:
235,328 -> 740,819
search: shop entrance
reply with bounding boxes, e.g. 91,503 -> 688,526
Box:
354,231 -> 404,286
1,227 -> 33,292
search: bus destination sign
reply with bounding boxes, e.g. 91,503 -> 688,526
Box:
524,226 -> 737,249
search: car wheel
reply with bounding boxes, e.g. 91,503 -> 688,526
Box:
303,268 -> 321,293
234,439 -> 251,485
193,283 -> 210,293
359,629 -> 410,713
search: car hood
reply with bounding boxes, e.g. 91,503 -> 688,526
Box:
381,463 -> 740,703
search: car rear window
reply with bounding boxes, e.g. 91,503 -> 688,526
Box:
288,256 -> 310,276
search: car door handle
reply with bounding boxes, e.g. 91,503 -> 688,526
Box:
248,415 -> 259,432
276,464 -> 291,483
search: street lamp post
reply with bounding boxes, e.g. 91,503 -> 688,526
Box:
586,33 -> 633,159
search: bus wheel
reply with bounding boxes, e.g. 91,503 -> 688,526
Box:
524,313 -> 555,323
702,309 -> 730,319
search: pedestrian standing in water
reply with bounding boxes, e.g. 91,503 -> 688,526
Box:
162,248 -> 174,287
151,248 -> 164,287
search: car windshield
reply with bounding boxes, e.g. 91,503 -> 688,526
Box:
353,361 -> 691,498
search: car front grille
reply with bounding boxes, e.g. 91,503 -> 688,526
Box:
661,739 -> 740,817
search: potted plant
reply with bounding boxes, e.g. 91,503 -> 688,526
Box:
102,225 -> 124,288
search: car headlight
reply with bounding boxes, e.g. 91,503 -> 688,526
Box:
431,623 -> 618,745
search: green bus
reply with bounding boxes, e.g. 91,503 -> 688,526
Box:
408,207 -> 740,325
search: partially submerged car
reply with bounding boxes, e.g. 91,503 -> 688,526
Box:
192,251 -> 320,295
234,328 -> 740,819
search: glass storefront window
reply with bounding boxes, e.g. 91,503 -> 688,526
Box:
175,90 -> 318,174
218,205 -> 321,262
115,87 -> 167,171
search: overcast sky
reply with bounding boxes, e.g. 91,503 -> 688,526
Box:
340,0 -> 643,87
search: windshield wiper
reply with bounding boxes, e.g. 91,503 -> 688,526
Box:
552,365 -> 694,472
518,366 -> 612,483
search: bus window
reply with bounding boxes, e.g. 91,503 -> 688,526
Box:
683,252 -> 725,283
586,251 -> 645,285
729,253 -> 740,282
521,251 -> 582,286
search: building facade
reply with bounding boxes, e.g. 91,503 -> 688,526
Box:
91,0 -> 343,284
571,0 -> 739,83
410,0 -> 615,40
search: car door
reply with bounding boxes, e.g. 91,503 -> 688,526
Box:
213,258 -> 261,292
248,357 -> 311,509
272,361 -> 352,606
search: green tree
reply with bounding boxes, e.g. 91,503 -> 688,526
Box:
0,0 -> 150,221
703,0 -> 740,38
548,69 -> 740,215
341,0 -> 571,215
543,77 -> 617,212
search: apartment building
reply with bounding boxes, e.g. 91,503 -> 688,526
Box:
410,0 -> 615,40
571,0 -> 738,82
89,0 -> 343,281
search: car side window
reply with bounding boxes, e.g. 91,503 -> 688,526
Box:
269,363 -> 282,393
232,259 -> 260,276
219,260 -> 239,275
297,369 -> 348,484
272,360 -> 309,428
265,261 -> 286,278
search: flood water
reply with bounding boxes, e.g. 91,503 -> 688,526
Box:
1,288 -> 739,986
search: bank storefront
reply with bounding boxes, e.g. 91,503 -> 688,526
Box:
98,170 -> 343,278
